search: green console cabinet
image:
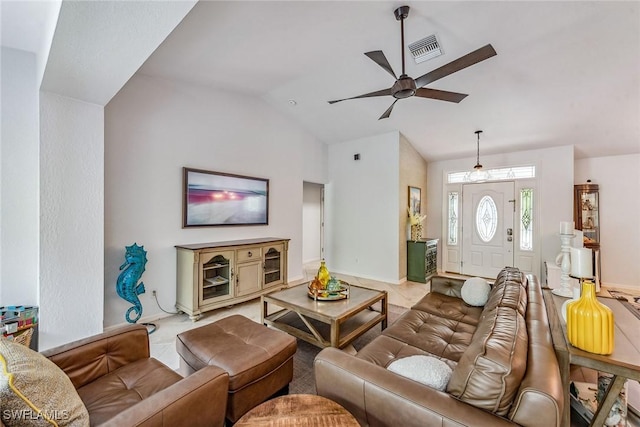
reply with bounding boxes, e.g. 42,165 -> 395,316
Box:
407,238 -> 438,283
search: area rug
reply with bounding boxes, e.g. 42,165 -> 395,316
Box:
605,288 -> 640,320
289,304 -> 408,394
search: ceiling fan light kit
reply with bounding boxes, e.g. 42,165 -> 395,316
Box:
328,5 -> 497,120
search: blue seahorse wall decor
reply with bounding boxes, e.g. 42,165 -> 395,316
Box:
116,243 -> 147,323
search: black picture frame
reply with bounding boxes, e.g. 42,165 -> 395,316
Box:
183,167 -> 269,227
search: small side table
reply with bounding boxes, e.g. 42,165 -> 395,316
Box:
234,394 -> 359,427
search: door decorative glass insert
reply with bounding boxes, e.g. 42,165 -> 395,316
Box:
476,195 -> 498,242
520,188 -> 533,251
448,192 -> 459,245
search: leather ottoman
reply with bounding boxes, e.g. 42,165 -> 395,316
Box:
176,314 -> 297,422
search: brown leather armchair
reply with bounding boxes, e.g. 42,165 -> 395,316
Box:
41,324 -> 229,427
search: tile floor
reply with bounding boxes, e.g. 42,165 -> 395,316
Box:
148,262 -> 430,370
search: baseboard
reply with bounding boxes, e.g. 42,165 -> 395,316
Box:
287,275 -> 306,286
104,311 -> 175,333
601,282 -> 640,293
329,269 -> 404,285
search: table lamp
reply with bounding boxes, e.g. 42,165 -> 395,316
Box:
570,247 -> 593,286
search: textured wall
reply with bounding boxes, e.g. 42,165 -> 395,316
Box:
39,92 -> 104,350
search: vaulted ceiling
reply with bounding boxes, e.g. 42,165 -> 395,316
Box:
137,1 -> 640,161
4,1 -> 640,162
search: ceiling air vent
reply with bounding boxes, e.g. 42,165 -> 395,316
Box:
409,34 -> 443,64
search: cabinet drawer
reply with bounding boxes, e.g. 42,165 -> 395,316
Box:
237,247 -> 262,262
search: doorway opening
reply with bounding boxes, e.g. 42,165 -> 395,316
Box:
302,182 -> 324,263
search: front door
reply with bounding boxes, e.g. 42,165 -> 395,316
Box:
462,182 -> 515,278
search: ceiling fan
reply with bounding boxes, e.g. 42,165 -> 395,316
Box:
328,6 -> 497,120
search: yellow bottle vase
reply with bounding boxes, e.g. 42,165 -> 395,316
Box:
317,260 -> 330,288
566,280 -> 614,355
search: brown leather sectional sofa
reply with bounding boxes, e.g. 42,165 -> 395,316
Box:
314,267 -> 564,427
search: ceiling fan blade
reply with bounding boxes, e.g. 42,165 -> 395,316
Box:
328,88 -> 392,104
414,44 -> 497,89
379,100 -> 398,120
364,51 -> 397,79
415,88 -> 468,103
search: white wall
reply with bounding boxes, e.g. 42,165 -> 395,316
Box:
0,48 -> 40,305
104,74 -> 327,327
302,182 -> 323,263
325,132 -> 400,283
427,145 -> 574,279
39,92 -> 104,350
575,154 -> 640,289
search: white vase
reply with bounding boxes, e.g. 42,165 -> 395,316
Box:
561,286 -> 581,322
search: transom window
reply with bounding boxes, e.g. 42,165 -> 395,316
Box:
447,166 -> 535,184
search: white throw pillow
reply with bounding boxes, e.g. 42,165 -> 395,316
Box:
461,277 -> 491,306
387,355 -> 452,391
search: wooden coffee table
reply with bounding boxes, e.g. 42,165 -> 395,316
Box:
262,283 -> 387,349
234,394 -> 359,427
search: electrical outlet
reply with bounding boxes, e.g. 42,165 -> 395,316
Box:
152,290 -> 157,297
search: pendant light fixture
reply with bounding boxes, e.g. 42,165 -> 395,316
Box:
468,130 -> 491,182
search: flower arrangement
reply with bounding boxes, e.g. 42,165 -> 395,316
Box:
407,208 -> 426,242
407,208 -> 426,226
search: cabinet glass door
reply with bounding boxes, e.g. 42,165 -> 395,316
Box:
263,246 -> 283,287
201,253 -> 232,303
574,184 -> 599,249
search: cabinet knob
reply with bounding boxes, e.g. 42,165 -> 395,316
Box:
248,251 -> 252,257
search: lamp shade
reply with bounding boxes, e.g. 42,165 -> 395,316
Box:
570,247 -> 593,279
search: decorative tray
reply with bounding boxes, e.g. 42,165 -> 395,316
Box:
307,281 -> 350,301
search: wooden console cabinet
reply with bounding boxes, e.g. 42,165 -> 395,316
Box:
176,237 -> 289,321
